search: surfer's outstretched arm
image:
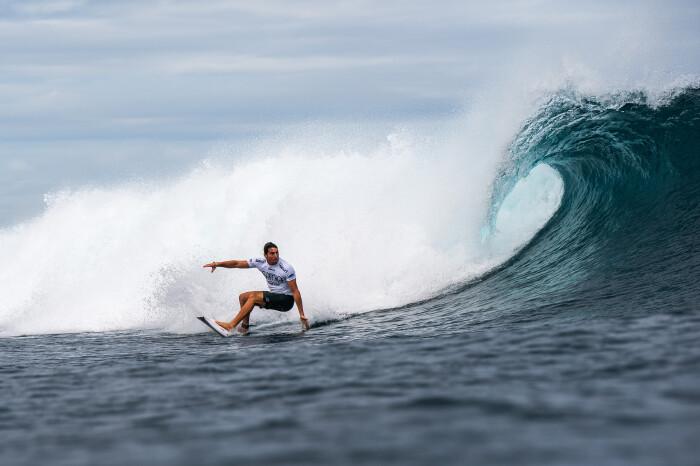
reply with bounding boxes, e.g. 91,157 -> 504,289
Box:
288,279 -> 310,330
203,260 -> 251,272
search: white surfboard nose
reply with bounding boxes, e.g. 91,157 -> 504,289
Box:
197,316 -> 233,337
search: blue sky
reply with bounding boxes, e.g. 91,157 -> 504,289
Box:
1,0 -> 699,226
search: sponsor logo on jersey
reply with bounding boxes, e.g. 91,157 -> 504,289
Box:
263,272 -> 285,284
255,258 -> 265,263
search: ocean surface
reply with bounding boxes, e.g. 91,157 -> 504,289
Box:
2,87 -> 700,465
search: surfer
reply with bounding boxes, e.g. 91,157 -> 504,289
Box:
203,242 -> 310,331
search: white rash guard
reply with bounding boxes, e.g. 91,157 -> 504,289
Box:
247,257 -> 297,295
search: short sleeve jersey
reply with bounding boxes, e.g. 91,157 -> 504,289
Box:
247,257 -> 297,295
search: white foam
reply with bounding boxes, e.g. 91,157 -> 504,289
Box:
0,112 -> 565,336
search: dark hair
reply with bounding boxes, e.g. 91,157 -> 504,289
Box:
264,242 -> 278,255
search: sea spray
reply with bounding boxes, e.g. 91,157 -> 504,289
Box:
0,118 -> 563,336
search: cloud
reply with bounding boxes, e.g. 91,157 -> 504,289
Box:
11,1 -> 87,16
8,159 -> 33,171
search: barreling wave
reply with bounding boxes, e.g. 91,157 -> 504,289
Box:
1,85 -> 697,337
466,86 -> 700,320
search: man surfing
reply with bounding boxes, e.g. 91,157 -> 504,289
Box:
203,242 -> 310,332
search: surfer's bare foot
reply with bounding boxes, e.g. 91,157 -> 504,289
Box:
236,325 -> 249,333
215,320 -> 233,331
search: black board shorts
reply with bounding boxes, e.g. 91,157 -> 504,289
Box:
262,291 -> 295,312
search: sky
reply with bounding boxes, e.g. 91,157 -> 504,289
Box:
1,0 -> 699,226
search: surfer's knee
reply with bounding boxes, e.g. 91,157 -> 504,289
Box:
251,292 -> 265,306
241,291 -> 264,307
239,291 -> 256,303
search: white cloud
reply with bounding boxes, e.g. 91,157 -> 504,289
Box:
11,0 -> 87,16
8,159 -> 32,171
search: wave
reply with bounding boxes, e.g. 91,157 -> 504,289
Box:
0,109 -> 560,336
2,85 -> 697,337
463,86 -> 700,321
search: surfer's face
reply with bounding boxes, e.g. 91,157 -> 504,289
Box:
265,248 -> 279,265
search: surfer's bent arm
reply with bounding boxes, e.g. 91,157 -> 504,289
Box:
288,279 -> 309,330
203,260 -> 250,271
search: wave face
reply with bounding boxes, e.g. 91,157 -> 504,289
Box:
455,87 -> 700,324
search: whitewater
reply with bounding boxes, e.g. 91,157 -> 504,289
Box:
0,104 -> 563,336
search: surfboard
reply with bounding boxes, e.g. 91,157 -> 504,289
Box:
197,316 -> 233,337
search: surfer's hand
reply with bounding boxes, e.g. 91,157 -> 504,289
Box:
204,262 -> 217,273
300,315 -> 310,330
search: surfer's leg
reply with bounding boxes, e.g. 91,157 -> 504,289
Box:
239,293 -> 251,328
216,291 -> 264,331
